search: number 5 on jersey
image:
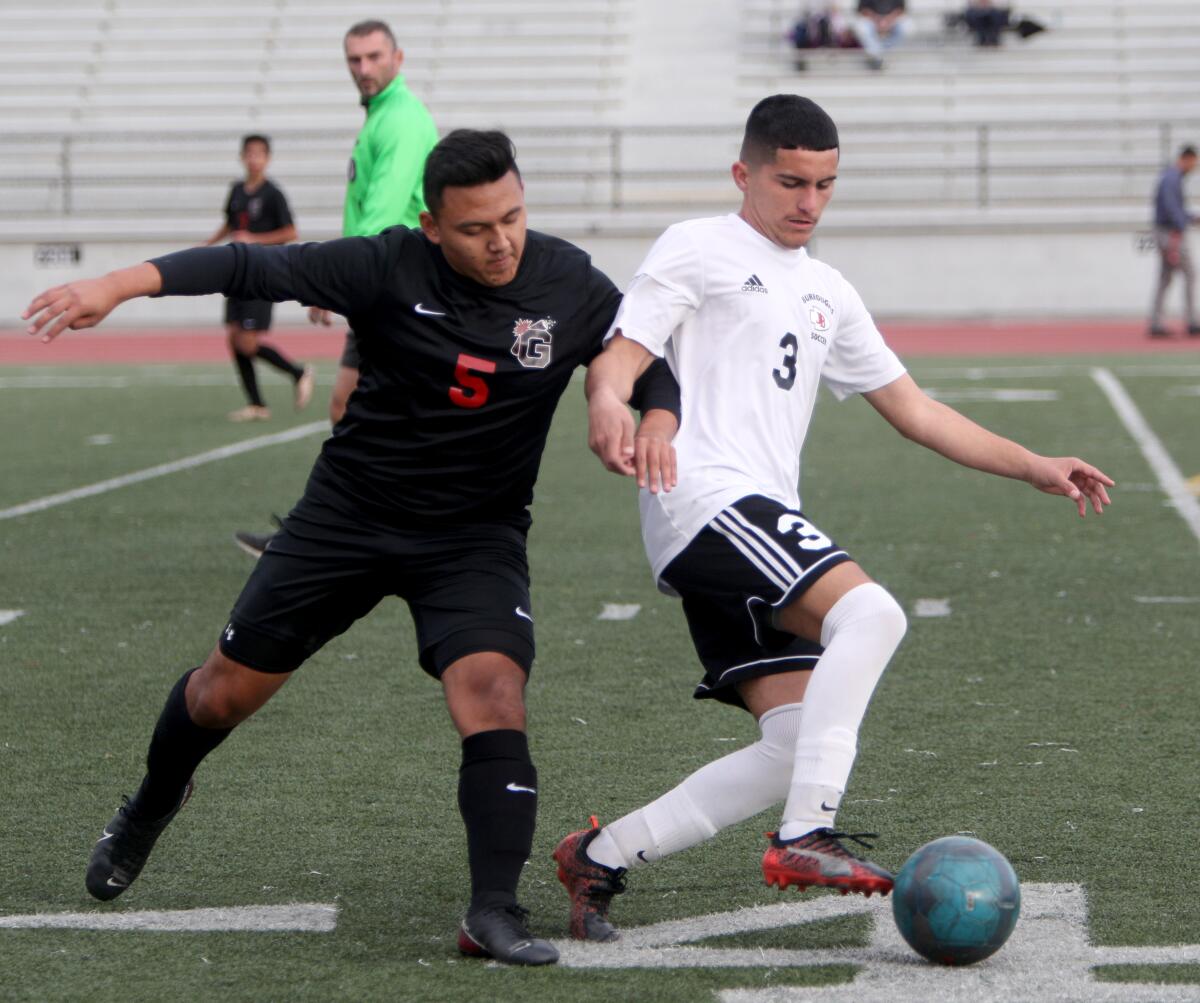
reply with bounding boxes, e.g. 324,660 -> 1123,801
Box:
450,353 -> 496,409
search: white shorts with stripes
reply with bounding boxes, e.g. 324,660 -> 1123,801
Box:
659,495 -> 852,708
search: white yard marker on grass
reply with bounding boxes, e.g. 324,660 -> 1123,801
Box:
0,903 -> 337,932
924,388 -> 1059,403
556,883 -> 1200,1002
1133,595 -> 1200,604
0,422 -> 327,522
912,598 -> 951,618
1092,367 -> 1200,545
598,603 -> 642,621
0,610 -> 26,626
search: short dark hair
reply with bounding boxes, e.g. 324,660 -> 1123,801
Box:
423,130 -> 521,214
241,134 -> 270,153
1181,145 -> 1198,159
740,95 -> 839,165
345,19 -> 397,48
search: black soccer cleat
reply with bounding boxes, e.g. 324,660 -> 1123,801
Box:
85,779 -> 194,901
553,818 -> 627,941
232,514 -> 284,559
457,903 -> 559,966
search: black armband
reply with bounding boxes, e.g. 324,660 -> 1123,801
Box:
630,357 -> 681,420
149,245 -> 238,297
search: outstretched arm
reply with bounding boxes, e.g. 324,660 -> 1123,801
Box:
23,263 -> 163,342
864,373 -> 1114,516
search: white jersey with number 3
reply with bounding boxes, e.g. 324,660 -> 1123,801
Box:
610,213 -> 907,582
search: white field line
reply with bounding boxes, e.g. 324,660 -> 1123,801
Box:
0,374 -> 331,390
0,610 -> 26,626
598,603 -> 642,621
0,903 -> 336,932
1091,367 -> 1200,546
0,422 -> 327,522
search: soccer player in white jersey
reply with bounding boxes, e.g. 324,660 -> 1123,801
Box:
552,94 -> 1114,942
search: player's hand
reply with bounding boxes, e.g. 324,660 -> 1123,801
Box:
634,409 -> 678,494
23,277 -> 121,342
1029,456 -> 1114,516
308,306 -> 332,326
588,387 -> 637,477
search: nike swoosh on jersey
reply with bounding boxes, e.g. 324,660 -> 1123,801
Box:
506,782 -> 537,795
514,606 -> 534,623
413,303 -> 446,316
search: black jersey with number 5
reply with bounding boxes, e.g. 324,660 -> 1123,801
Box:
152,228 -> 635,528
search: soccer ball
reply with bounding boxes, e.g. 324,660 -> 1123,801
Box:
891,835 -> 1021,966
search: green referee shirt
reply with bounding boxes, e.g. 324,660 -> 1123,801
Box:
344,74 -> 438,237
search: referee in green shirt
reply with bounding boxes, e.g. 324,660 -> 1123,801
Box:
237,19 -> 437,558
312,18 -> 438,423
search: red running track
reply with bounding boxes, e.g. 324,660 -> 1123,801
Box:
2,320 -> 1200,365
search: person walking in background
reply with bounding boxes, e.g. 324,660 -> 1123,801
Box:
1148,145 -> 1198,338
205,134 -> 313,422
851,0 -> 911,69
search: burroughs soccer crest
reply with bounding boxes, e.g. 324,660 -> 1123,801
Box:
510,317 -> 555,369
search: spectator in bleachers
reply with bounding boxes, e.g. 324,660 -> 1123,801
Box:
1148,145 -> 1198,338
945,2 -> 1047,47
851,0 -> 912,69
205,134 -> 313,423
789,5 -> 857,69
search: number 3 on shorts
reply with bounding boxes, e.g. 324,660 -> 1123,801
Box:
777,514 -> 833,551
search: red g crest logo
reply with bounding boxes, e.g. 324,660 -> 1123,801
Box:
808,305 -> 830,332
510,317 -> 556,369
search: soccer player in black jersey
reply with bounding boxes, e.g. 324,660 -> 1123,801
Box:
24,130 -> 680,967
204,134 -> 314,422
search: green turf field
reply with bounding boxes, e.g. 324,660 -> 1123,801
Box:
2,358 -> 1199,1002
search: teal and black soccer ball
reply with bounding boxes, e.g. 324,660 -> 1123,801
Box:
891,835 -> 1021,966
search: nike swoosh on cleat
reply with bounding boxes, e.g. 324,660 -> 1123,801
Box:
506,782 -> 537,794
97,829 -> 115,843
820,802 -> 838,813
414,303 -> 446,316
636,850 -> 648,863
106,877 -> 128,888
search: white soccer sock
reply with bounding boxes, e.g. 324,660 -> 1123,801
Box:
586,702 -> 803,870
778,583 -> 906,840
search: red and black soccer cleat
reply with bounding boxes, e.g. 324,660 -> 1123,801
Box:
553,816 -> 627,942
762,828 -> 894,898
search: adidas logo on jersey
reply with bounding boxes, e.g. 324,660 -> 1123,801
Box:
741,274 -> 769,294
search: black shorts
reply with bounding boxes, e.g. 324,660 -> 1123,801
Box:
218,495 -> 535,677
661,495 -> 852,709
338,330 -> 361,369
224,298 -> 273,331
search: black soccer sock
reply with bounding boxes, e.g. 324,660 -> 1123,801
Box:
132,668 -> 232,819
233,350 -> 264,406
458,729 -> 538,913
255,344 -> 303,381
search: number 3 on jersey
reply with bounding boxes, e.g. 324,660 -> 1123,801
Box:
773,333 -> 798,391
449,353 -> 496,409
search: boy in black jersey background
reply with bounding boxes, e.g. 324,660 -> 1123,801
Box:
205,134 -> 314,422
25,130 -> 678,968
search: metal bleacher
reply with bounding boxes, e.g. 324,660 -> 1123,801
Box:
1,0 -> 1198,242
